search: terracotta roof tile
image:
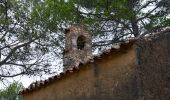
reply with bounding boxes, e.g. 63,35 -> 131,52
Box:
19,28 -> 170,95
20,40 -> 135,95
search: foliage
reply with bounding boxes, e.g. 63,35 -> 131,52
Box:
0,0 -> 63,81
0,81 -> 23,100
36,0 -> 170,46
0,0 -> 169,82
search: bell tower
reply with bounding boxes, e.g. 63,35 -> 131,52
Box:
63,24 -> 92,71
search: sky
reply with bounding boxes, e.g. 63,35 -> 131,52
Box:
0,70 -> 62,89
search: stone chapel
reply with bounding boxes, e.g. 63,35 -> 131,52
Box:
20,24 -> 170,100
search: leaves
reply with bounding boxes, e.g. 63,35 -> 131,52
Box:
0,0 -> 169,83
0,82 -> 23,100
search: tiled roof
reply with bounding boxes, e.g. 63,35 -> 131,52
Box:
20,28 -> 170,95
20,40 -> 135,95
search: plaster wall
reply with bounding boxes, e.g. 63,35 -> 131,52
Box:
23,44 -> 137,100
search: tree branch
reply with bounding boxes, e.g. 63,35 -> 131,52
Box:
0,72 -> 25,78
137,5 -> 159,21
0,40 -> 35,66
136,0 -> 156,13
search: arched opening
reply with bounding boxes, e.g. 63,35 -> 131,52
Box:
77,35 -> 86,50
65,28 -> 70,34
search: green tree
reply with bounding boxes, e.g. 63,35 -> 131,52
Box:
0,0 -> 63,81
35,0 -> 170,47
0,82 -> 23,100
0,0 -> 169,82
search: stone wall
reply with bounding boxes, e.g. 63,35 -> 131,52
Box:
63,24 -> 92,71
136,32 -> 170,100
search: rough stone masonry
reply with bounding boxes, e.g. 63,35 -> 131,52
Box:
63,24 -> 92,71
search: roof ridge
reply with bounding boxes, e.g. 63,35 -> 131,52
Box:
20,28 -> 170,95
20,40 -> 135,95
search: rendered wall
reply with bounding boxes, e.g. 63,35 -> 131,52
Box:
23,31 -> 170,100
23,44 -> 138,100
136,32 -> 170,100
